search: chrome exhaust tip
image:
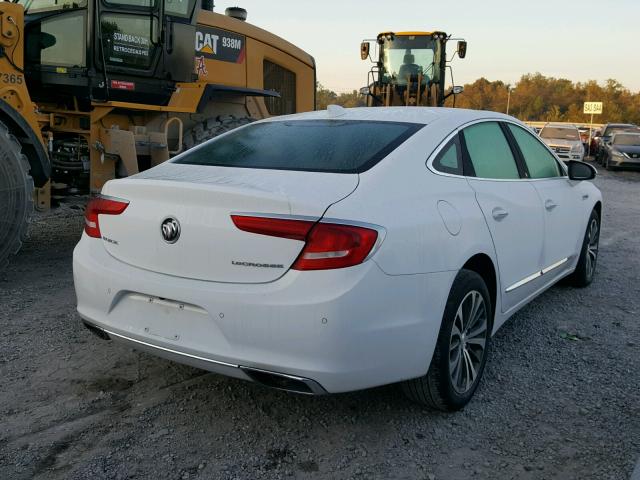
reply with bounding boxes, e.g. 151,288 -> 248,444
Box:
82,321 -> 111,341
240,366 -> 327,395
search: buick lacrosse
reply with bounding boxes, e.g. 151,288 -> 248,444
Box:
74,107 -> 602,411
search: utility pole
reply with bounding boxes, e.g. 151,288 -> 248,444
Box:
583,102 -> 603,159
506,85 -> 513,115
587,111 -> 594,158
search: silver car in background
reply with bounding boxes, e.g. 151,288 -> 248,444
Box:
539,124 -> 584,161
601,132 -> 640,170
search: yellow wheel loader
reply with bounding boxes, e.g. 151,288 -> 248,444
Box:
359,31 -> 466,107
0,0 -> 316,266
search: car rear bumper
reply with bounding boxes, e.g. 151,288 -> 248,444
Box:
73,235 -> 454,394
81,319 -> 328,394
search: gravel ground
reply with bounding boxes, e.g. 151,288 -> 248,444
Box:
1,166 -> 639,480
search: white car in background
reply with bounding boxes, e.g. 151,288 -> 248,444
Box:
539,124 -> 585,161
74,107 -> 602,411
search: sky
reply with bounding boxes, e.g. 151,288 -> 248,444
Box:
215,0 -> 640,93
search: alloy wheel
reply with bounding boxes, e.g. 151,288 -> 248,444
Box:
449,290 -> 488,394
586,218 -> 599,280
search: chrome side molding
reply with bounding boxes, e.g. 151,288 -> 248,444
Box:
505,257 -> 569,293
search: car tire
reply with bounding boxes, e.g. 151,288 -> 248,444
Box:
402,269 -> 492,411
568,209 -> 600,288
0,120 -> 33,268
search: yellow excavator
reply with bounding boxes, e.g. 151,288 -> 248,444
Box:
0,0 -> 316,266
359,31 -> 466,107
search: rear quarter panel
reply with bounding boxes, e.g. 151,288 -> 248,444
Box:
325,124 -> 499,312
323,124 -> 501,343
325,126 -> 497,277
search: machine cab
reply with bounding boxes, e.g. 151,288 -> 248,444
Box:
375,32 -> 446,107
361,31 -> 466,108
21,0 -> 199,106
378,32 -> 443,89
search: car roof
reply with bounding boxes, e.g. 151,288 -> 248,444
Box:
265,106 -> 516,126
543,124 -> 578,129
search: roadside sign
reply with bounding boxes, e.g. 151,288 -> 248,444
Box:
584,102 -> 603,115
583,102 -> 603,158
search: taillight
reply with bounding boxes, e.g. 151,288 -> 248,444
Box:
231,215 -> 379,270
231,215 -> 312,241
84,195 -> 129,238
293,222 -> 379,270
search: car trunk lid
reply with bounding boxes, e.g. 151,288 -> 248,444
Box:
98,164 -> 358,283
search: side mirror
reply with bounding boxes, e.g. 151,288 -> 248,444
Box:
443,85 -> 465,101
567,160 -> 596,181
457,40 -> 467,59
359,86 -> 370,96
360,42 -> 370,60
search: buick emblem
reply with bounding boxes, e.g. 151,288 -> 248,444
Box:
161,217 -> 181,244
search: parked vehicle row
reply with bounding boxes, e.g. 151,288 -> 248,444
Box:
74,107 -> 602,411
533,121 -> 640,171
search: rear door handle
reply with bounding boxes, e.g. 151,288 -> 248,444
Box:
545,199 -> 558,211
492,207 -> 509,221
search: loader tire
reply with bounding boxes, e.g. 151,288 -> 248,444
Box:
0,120 -> 33,268
182,115 -> 254,151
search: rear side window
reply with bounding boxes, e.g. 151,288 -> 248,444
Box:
175,120 -> 424,173
507,124 -> 562,179
462,122 -> 520,180
433,137 -> 462,175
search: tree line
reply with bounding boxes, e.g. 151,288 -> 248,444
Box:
317,73 -> 640,125
316,84 -> 366,110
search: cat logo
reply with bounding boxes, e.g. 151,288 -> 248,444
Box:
194,26 -> 245,63
195,31 -> 219,56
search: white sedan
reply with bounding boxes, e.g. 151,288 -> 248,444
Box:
74,107 -> 602,411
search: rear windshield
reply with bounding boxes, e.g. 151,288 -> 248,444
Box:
540,127 -> 580,141
174,120 -> 423,173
